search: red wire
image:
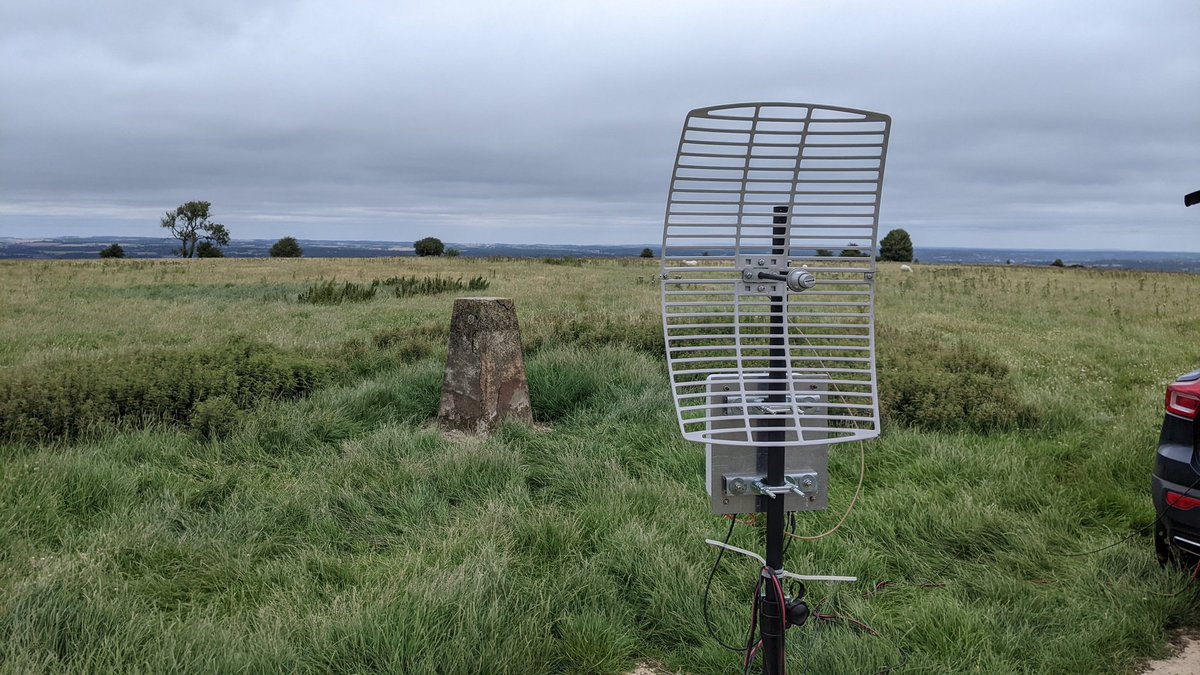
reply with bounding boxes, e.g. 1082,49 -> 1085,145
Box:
770,571 -> 788,675
744,640 -> 762,673
1191,558 -> 1200,582
723,513 -> 759,527
744,574 -> 764,671
743,567 -> 792,674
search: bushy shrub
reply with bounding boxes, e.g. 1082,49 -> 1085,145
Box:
373,334 -> 433,363
270,237 -> 303,258
0,341 -> 339,443
297,280 -> 378,304
189,395 -> 241,441
414,237 -> 445,257
196,241 -> 224,258
877,328 -> 1039,433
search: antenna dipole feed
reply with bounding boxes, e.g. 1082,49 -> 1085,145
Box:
785,269 -> 817,292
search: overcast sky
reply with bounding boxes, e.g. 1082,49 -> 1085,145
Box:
1,0 -> 1197,249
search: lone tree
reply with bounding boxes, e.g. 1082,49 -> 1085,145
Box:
879,228 -> 914,262
270,236 -> 303,257
839,243 -> 867,257
98,243 -> 125,259
414,237 -> 445,257
640,247 -> 654,258
161,201 -> 229,258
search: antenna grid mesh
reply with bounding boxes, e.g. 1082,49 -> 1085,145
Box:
660,103 -> 891,447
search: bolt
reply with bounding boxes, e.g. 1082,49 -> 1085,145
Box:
757,258 -> 765,265
801,478 -> 815,489
757,284 -> 765,292
723,498 -> 730,505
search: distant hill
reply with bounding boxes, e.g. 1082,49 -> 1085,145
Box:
2,236 -> 1199,273
0,236 -> 655,260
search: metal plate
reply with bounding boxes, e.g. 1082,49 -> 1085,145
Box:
706,373 -> 829,514
661,102 -> 890,447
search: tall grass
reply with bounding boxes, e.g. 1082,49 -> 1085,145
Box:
297,279 -> 379,304
383,274 -> 490,298
1,259 -> 1199,673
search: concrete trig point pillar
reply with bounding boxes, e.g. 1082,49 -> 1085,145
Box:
437,297 -> 533,433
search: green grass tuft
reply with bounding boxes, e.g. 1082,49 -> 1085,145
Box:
383,274 -> 490,298
297,279 -> 379,304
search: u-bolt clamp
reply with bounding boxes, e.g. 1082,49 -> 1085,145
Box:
751,480 -> 806,499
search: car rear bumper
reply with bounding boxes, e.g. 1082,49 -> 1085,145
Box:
1153,442 -> 1200,555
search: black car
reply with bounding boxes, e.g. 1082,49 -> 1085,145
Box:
1153,190 -> 1200,565
1153,368 -> 1200,564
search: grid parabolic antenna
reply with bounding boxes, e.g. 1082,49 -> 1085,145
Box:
660,102 -> 891,447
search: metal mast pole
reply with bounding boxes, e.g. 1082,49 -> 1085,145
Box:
759,205 -> 790,674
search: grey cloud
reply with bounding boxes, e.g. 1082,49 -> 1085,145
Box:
1,0 -> 1197,248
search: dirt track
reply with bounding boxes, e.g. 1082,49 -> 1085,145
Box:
1143,635 -> 1200,675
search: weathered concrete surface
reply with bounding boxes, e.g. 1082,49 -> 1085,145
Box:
437,297 -> 533,433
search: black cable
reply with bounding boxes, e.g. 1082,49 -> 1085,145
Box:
703,516 -> 751,653
874,644 -> 910,675
1051,474 -> 1200,558
783,512 -> 796,556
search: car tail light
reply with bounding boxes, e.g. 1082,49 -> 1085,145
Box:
1166,380 -> 1200,420
1167,491 -> 1200,510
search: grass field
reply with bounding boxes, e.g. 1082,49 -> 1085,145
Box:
2,256 -> 1199,673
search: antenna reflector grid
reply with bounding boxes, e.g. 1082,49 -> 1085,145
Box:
660,102 -> 891,447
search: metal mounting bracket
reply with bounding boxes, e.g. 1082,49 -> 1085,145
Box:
724,472 -> 818,499
738,256 -> 784,294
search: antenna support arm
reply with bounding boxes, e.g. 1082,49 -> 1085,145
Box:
741,268 -> 817,292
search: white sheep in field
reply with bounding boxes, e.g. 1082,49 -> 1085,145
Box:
900,264 -> 913,272
683,260 -> 699,266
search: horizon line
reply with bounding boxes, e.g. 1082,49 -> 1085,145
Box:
3,235 -> 1199,256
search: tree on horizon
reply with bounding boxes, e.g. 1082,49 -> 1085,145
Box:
161,201 -> 229,258
879,229 -> 914,262
270,236 -> 303,257
414,237 -> 445,257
